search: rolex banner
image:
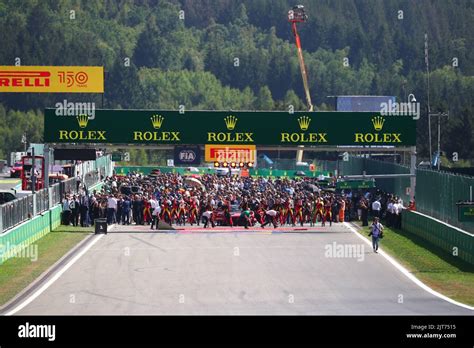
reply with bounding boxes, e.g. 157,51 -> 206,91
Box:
44,109 -> 416,146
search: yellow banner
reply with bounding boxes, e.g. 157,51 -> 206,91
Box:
205,144 -> 256,163
0,66 -> 103,93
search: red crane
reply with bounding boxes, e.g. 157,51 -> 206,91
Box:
288,5 -> 313,112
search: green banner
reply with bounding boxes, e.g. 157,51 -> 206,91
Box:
458,205 -> 474,222
44,109 -> 416,146
114,165 -> 331,178
111,152 -> 122,162
336,180 -> 376,189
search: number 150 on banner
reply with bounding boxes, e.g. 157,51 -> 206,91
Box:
0,66 -> 104,93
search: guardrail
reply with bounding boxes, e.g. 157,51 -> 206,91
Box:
0,170 -> 101,233
1,195 -> 34,232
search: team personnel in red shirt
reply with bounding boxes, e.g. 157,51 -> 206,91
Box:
322,199 -> 332,227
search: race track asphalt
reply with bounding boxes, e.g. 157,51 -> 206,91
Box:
13,222 -> 474,315
0,176 -> 21,191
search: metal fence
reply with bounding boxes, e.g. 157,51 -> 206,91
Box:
415,168 -> 474,232
320,157 -> 474,232
35,186 -> 50,215
0,156 -> 111,233
51,181 -> 62,205
0,195 -> 34,232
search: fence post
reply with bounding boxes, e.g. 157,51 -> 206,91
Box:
32,193 -> 37,217
0,205 -> 3,232
49,187 -> 54,208
410,146 -> 417,202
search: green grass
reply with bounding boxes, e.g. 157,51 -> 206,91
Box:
354,221 -> 474,306
0,225 -> 92,306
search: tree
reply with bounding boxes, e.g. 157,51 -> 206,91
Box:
255,86 -> 274,110
283,90 -> 304,111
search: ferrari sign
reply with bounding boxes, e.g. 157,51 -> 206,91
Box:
44,109 -> 416,146
0,66 -> 104,93
205,145 -> 256,163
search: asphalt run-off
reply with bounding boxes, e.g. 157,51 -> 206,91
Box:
11,223 -> 474,315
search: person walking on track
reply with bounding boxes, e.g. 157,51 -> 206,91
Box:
369,217 -> 384,253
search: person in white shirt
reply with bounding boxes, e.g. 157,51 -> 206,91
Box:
372,199 -> 381,218
394,200 -> 404,229
151,203 -> 161,230
107,195 -> 118,225
149,197 -> 158,210
261,209 -> 279,228
386,200 -> 394,227
202,210 -> 215,228
149,197 -> 158,223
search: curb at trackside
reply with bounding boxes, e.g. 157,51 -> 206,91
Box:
343,221 -> 474,312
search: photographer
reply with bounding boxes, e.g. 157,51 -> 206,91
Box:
368,217 -> 384,253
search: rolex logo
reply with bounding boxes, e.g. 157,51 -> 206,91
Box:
297,116 -> 311,131
372,116 -> 385,131
76,114 -> 89,128
150,114 -> 164,129
224,115 -> 238,130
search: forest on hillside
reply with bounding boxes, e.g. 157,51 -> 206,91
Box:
0,0 -> 473,164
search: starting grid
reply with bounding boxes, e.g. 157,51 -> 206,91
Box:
108,223 -> 347,234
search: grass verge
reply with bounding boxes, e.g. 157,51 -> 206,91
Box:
0,225 -> 92,306
352,220 -> 474,306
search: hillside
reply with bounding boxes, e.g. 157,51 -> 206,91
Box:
0,0 -> 472,161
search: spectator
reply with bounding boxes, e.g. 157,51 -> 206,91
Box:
75,171 -> 82,191
62,194 -> 71,225
70,195 -> 80,226
122,196 -> 131,225
360,198 -> 369,226
394,199 -> 403,229
107,194 -> 117,225
79,193 -> 90,227
372,199 -> 381,218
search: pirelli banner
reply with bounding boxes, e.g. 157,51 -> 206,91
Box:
44,109 -> 416,146
0,66 -> 104,93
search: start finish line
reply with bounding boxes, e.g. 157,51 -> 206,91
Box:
44,109 -> 416,146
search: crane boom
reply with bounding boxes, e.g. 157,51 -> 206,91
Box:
291,21 -> 313,112
288,5 -> 312,163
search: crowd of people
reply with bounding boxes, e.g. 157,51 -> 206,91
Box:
60,171 -> 409,231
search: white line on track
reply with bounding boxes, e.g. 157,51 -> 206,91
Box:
343,222 -> 474,311
4,234 -> 105,316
